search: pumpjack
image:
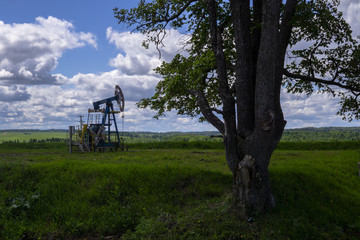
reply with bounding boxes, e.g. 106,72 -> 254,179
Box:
68,85 -> 125,153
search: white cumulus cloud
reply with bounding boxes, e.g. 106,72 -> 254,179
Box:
106,28 -> 188,75
0,16 -> 97,86
339,0 -> 360,37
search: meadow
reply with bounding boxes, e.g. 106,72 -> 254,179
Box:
0,131 -> 66,143
0,140 -> 359,240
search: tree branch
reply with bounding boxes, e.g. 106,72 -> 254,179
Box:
207,0 -> 232,99
134,0 -> 197,31
275,0 -> 298,99
207,0 -> 236,120
189,89 -> 225,134
279,0 -> 298,56
210,107 -> 224,115
230,0 -> 254,138
255,0 -> 281,114
251,0 -> 263,66
115,0 -> 197,57
283,69 -> 360,92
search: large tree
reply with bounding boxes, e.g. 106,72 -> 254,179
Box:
114,0 -> 360,212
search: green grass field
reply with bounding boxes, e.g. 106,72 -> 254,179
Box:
0,142 -> 359,239
0,131 -> 66,143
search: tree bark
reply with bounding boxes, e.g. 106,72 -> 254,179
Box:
189,89 -> 225,134
230,0 -> 254,139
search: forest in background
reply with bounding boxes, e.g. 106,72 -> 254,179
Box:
1,127 -> 360,143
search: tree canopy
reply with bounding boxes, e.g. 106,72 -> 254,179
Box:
115,0 -> 360,123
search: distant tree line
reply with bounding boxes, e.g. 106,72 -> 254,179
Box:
2,138 -> 66,144
2,128 -> 360,143
281,128 -> 360,142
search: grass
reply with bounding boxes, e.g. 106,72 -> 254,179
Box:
1,162 -> 228,239
0,131 -> 66,143
268,150 -> 360,239
0,142 -> 359,239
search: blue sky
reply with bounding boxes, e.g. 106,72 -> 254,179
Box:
0,0 -> 360,131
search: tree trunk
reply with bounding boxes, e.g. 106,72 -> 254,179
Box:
232,110 -> 286,213
209,0 -> 288,213
230,0 -> 285,213
234,154 -> 273,213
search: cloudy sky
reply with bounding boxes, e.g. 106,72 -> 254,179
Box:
0,0 -> 359,131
